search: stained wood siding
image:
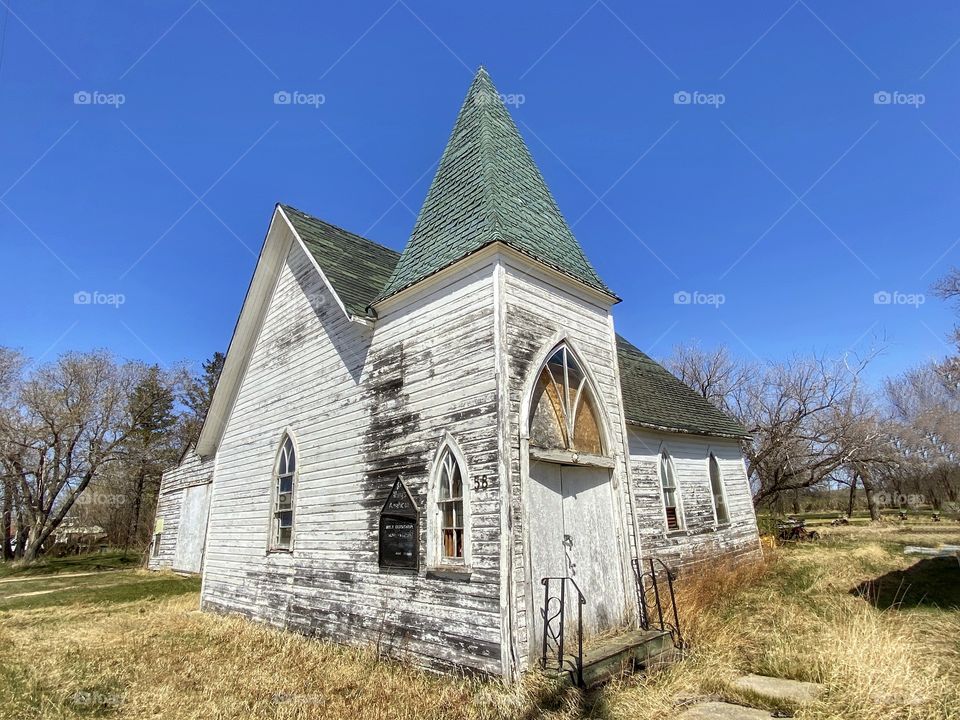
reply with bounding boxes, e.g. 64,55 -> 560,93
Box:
200,242 -> 503,674
500,258 -> 634,671
148,450 -> 214,571
627,428 -> 761,569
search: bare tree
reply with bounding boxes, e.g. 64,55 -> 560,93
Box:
668,342 -> 886,508
0,349 -> 26,559
667,342 -> 748,414
0,351 -> 176,562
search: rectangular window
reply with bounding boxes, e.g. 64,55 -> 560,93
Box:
152,533 -> 161,557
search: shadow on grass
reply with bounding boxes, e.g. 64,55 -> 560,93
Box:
0,572 -> 200,612
0,550 -> 141,578
852,557 -> 960,610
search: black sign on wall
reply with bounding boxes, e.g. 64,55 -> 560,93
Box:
379,477 -> 419,570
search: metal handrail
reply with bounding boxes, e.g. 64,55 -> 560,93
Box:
632,557 -> 684,650
540,576 -> 585,687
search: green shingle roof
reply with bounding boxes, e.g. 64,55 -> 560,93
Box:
280,204 -> 400,318
617,334 -> 750,440
281,206 -> 746,439
373,67 -> 615,304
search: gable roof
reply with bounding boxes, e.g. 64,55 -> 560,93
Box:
373,67 -> 615,304
280,204 -> 400,317
616,335 -> 750,440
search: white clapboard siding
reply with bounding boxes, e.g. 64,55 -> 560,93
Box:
148,450 -> 214,571
499,258 -> 634,671
201,241 -> 504,674
627,428 -> 761,569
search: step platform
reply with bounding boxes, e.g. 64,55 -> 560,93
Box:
552,628 -> 676,689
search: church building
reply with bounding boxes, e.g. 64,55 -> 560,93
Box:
149,68 -> 761,680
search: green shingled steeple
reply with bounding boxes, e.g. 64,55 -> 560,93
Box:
373,67 -> 615,304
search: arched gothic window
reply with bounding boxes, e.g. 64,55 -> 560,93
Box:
529,345 -> 603,455
660,450 -> 683,531
271,433 -> 297,550
438,449 -> 464,560
709,453 -> 729,525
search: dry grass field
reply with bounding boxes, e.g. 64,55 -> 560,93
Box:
1,522 -> 958,720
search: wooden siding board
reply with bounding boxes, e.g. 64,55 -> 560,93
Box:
627,428 -> 761,569
501,260 -> 633,670
147,451 -> 214,571
199,244 -> 503,674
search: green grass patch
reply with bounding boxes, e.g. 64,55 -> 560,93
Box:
0,551 -> 142,579
0,571 -> 200,612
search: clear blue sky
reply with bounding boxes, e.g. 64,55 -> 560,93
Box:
1,1 -> 958,386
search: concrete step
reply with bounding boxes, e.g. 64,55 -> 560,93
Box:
678,701 -> 774,719
730,673 -> 823,706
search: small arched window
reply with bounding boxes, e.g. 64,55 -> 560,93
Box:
429,440 -> 470,567
271,434 -> 297,551
709,453 -> 729,525
659,450 -> 683,531
529,345 -> 603,455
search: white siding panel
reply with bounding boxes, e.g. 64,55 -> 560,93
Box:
628,428 -> 761,570
200,244 -> 503,674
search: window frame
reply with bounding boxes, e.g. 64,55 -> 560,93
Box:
658,448 -> 685,532
152,532 -> 161,558
528,342 -> 606,458
708,452 -> 730,526
427,436 -> 471,570
268,431 -> 298,553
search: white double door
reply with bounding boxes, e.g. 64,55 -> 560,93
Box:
529,460 -> 627,647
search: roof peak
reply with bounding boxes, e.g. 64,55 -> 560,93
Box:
373,70 -> 614,304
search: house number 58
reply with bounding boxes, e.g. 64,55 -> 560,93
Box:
474,475 -> 488,492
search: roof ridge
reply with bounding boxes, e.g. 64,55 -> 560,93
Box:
477,71 -> 505,243
279,203 -> 400,256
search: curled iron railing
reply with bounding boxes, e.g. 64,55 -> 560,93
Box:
632,557 -> 684,650
540,576 -> 585,687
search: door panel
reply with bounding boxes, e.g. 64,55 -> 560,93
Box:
560,465 -> 626,634
528,461 -> 627,658
528,461 -> 565,653
173,483 -> 211,573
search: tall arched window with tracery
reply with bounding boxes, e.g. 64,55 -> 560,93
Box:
429,439 -> 470,568
529,344 -> 603,456
270,433 -> 297,551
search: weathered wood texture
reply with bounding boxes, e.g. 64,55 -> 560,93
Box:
148,450 -> 214,571
627,428 -> 761,569
200,241 -> 503,674
500,259 -> 634,672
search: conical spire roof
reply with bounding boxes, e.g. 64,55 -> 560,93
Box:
373,67 -> 614,304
